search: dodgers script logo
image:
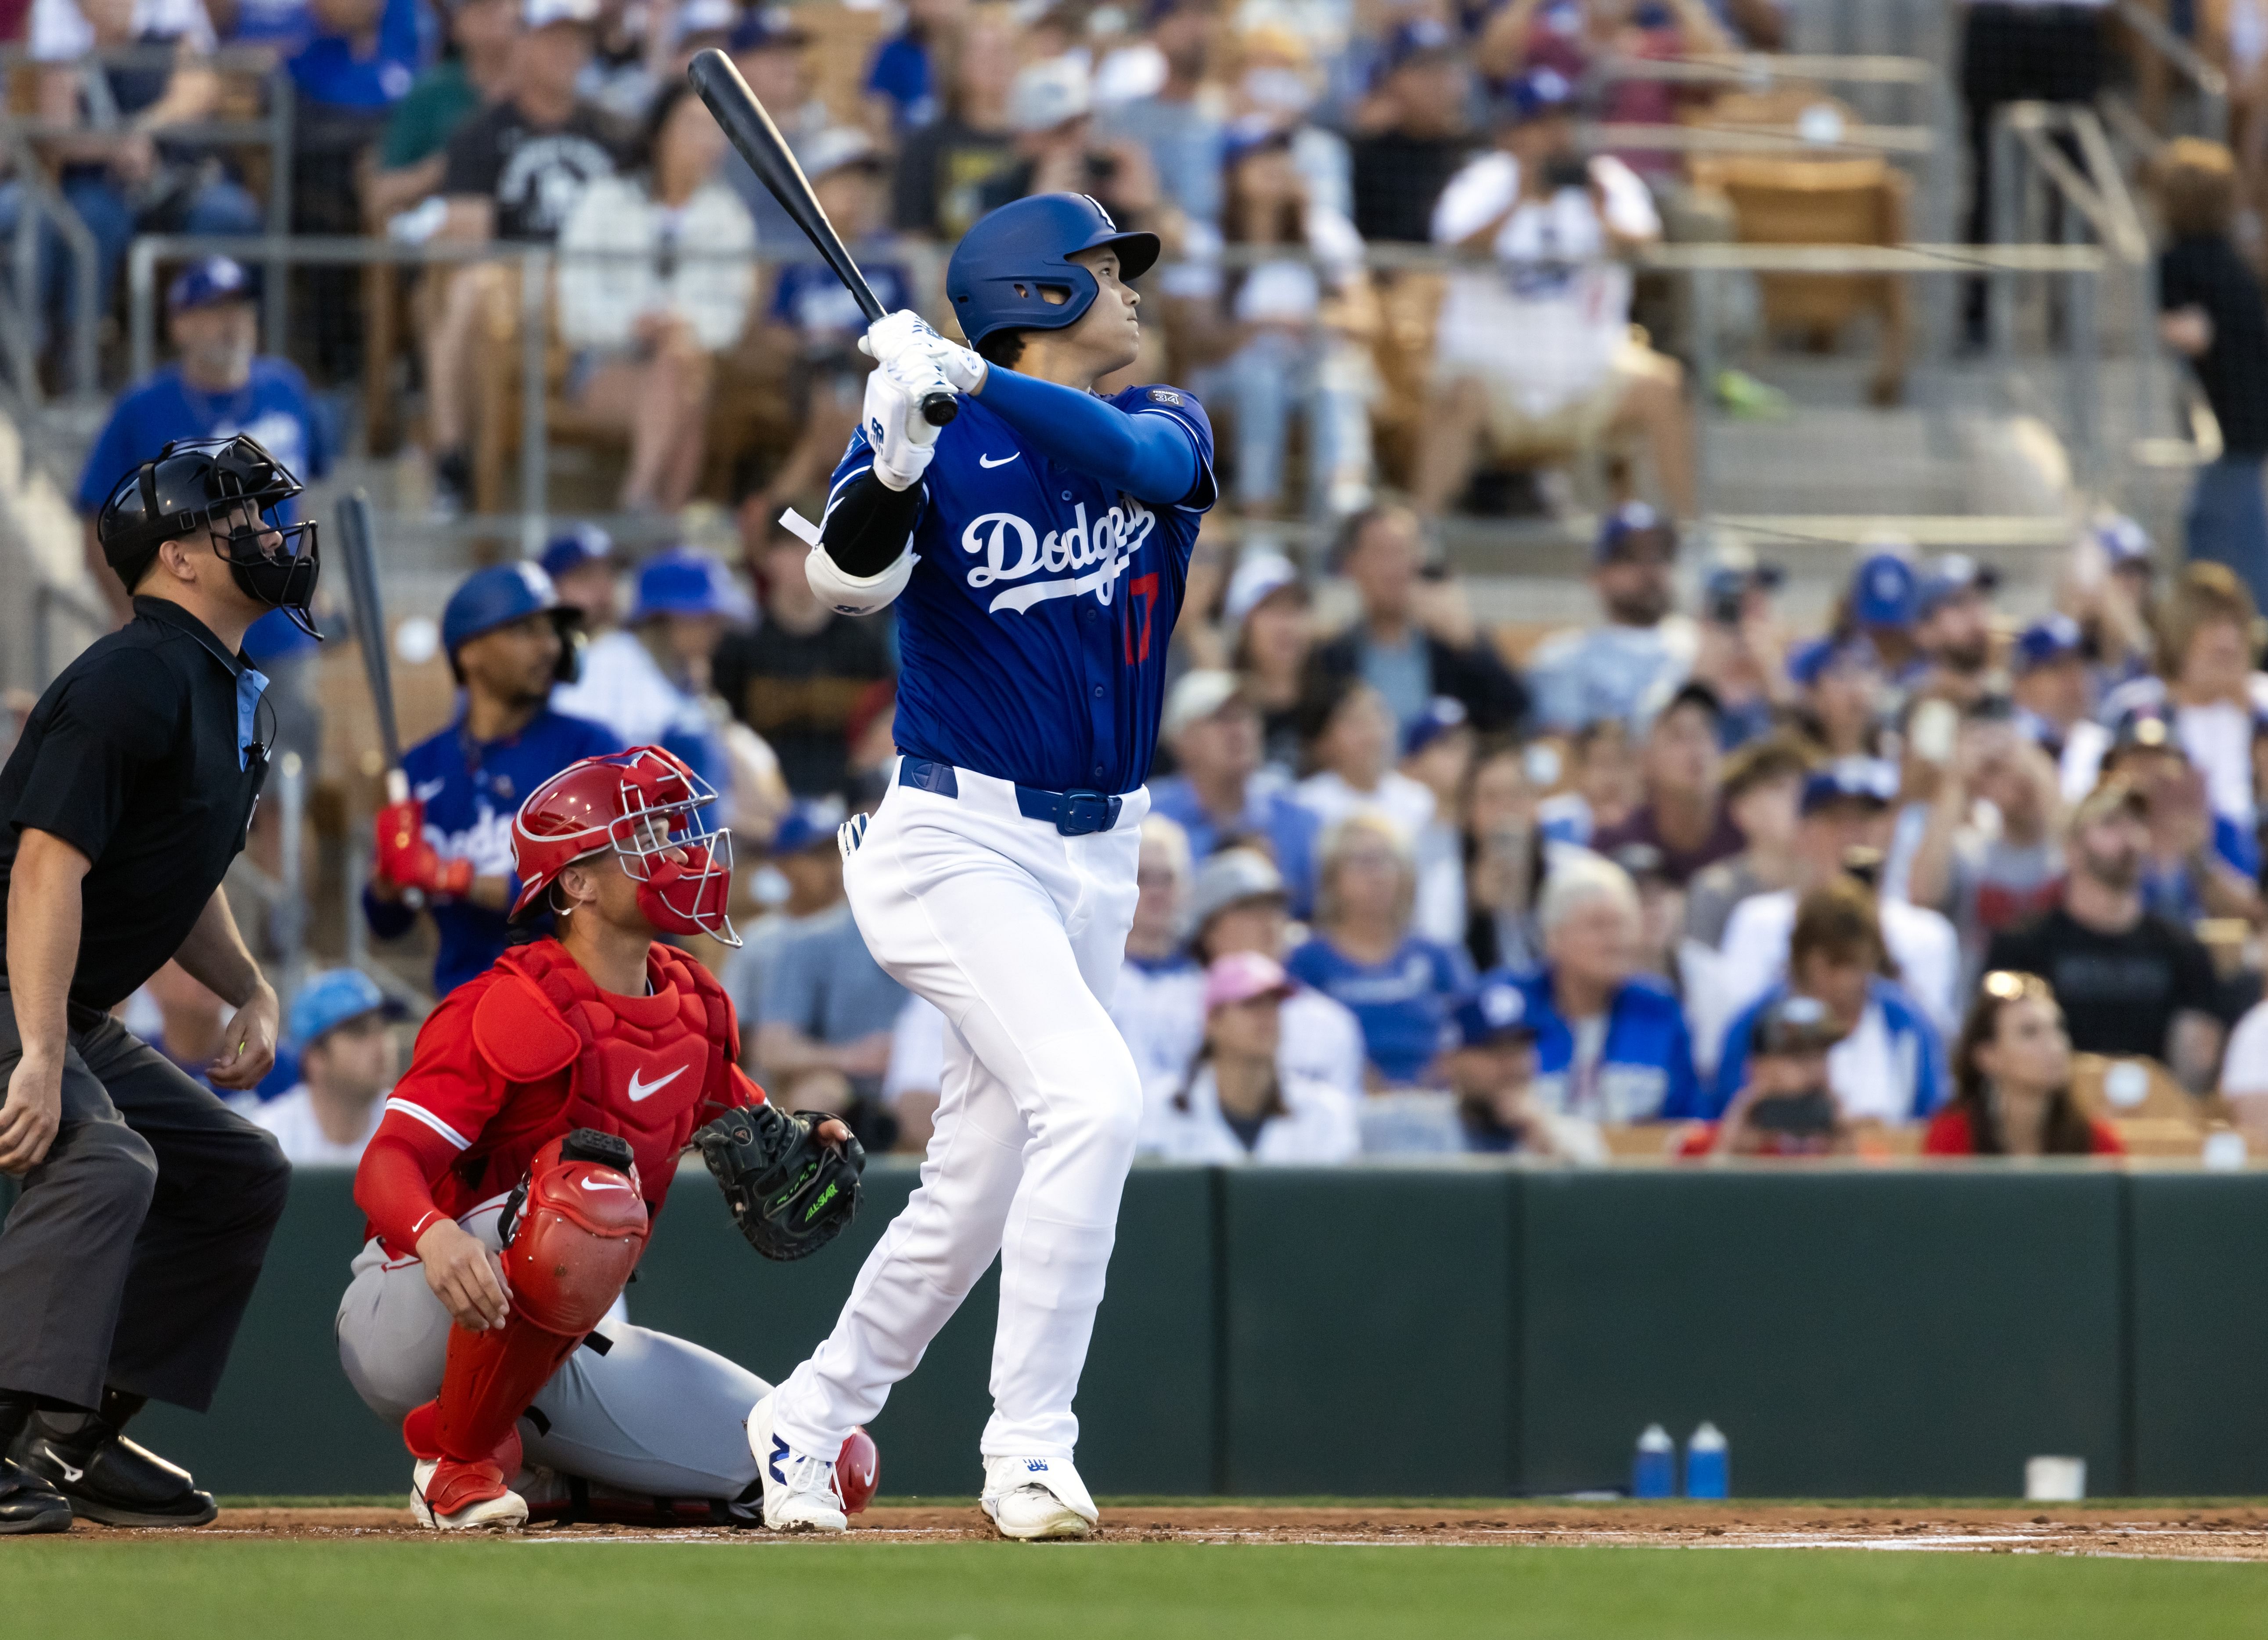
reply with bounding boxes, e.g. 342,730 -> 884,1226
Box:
959,500 -> 1159,615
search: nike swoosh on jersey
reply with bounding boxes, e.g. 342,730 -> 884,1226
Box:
626,1064 -> 688,1102
978,453 -> 1021,468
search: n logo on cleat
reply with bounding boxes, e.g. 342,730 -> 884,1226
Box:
1026,1459 -> 1048,1472
770,1436 -> 788,1486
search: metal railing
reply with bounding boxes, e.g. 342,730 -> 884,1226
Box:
2113,0 -> 2231,141
0,122 -> 100,401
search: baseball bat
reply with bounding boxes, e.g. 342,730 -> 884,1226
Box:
687,47 -> 958,428
335,490 -> 425,910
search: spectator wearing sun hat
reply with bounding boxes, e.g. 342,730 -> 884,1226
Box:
1148,670 -> 1322,915
1139,952 -> 1361,1165
1526,503 -> 1695,735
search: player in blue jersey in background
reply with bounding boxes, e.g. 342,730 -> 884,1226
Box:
749,194 -> 1215,1542
364,562 -> 617,997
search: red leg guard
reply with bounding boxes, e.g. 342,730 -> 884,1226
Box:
431,1137 -> 648,1464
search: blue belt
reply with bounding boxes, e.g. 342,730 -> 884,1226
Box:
899,758 -> 1123,837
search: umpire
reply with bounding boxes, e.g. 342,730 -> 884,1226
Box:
0,435 -> 319,1534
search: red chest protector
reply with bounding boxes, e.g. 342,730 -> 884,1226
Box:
470,939 -> 738,1216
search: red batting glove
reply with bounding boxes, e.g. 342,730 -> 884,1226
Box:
418,854 -> 475,900
374,797 -> 431,891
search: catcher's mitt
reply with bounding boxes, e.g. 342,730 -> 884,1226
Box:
693,1104 -> 866,1261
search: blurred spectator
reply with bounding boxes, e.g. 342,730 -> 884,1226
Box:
1286,813 -> 1471,1086
366,563 -> 616,996
557,82 -> 753,513
722,798 -> 839,1044
744,128 -> 915,517
424,0 -> 627,512
1400,695 -> 1475,943
1295,678 -> 1435,840
1199,125 -> 1378,521
1845,549 -> 1923,684
1097,0 -> 1226,227
976,54 -> 1171,234
1498,850 -> 1701,1122
1911,554 -> 1999,705
752,803 -> 906,1153
1417,69 -> 1692,522
1682,730 -> 1811,949
1904,708 -> 2065,979
1311,505 -> 1527,735
252,969 -> 403,1166
865,0 -> 962,137
1347,31 -> 1469,244
1711,879 -> 1946,1126
1438,976 -> 1598,1156
1476,0 -> 1733,173
540,521 -> 621,629
722,8 -> 832,249
1689,539 -> 1789,748
1537,716 -> 1641,846
1462,740 -> 1559,971
1141,952 -> 1361,1163
1222,549 -> 1314,774
1526,504 -> 1690,735
553,547 -> 747,800
74,255 -> 328,770
713,517 -> 899,801
1224,24 -> 1350,216
135,959 -> 229,1090
1718,758 -> 1961,1037
1690,992 -> 1848,1158
1112,816 -> 1205,1100
1984,776 -> 2234,1088
1592,682 -> 1740,887
1188,846 -> 1366,1098
1149,671 -> 1321,914
1924,970 -> 2123,1156
891,3 -> 1018,240
2095,710 -> 2261,926
2066,511 -> 2158,694
1784,633 -> 1885,760
7,0 -> 264,341
367,0 -> 517,224
2009,613 -> 2089,762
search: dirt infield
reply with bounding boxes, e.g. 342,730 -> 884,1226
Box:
14,1502 -> 2268,1560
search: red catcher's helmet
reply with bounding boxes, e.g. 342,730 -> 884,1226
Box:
509,746 -> 739,946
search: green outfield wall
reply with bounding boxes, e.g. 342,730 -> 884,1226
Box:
17,1162 -> 2261,1500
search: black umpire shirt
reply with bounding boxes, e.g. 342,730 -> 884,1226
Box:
0,596 -> 273,1011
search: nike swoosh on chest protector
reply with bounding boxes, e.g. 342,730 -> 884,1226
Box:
626,1064 -> 688,1102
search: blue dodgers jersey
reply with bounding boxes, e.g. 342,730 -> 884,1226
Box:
832,383 -> 1216,794
362,708 -> 618,996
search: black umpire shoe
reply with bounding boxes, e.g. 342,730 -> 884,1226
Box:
11,1411 -> 217,1528
0,1456 -> 71,1534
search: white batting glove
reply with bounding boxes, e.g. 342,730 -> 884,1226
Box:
858,309 -> 943,366
916,334 -> 987,395
861,352 -> 954,490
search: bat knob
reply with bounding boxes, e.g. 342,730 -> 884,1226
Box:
919,391 -> 959,428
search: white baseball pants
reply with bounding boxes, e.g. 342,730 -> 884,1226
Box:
770,762 -> 1146,1465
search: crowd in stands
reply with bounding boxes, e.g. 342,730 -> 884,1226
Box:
26,0 -> 2268,1168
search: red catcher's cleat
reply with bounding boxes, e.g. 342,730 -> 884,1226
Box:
836,1427 -> 878,1515
404,1401 -> 528,1530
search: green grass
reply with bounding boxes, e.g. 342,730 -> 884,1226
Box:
4,1539 -> 2263,1640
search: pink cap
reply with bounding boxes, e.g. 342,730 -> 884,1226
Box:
1204,950 -> 1293,1012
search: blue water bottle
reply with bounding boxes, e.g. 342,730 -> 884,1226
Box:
1632,1424 -> 1675,1498
1685,1421 -> 1728,1499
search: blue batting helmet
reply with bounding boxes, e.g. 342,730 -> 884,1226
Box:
946,193 -> 1161,349
441,561 -> 583,683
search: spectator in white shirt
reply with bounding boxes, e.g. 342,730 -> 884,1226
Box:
1110,816 -> 1206,1109
1415,65 -> 1694,525
252,969 -> 403,1168
557,81 -> 756,512
1717,758 -> 1962,1043
1295,677 -> 1437,842
1141,952 -> 1361,1165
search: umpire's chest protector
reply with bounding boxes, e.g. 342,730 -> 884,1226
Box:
471,940 -> 736,1213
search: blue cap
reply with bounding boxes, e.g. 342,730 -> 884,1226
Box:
770,797 -> 845,856
287,967 -> 401,1048
1404,695 -> 1471,758
628,548 -> 752,624
1499,64 -> 1577,125
1451,979 -> 1539,1049
167,255 -> 254,313
1916,553 -> 1999,617
442,561 -> 577,659
1800,756 -> 1900,814
2093,512 -> 2153,568
2013,613 -> 2084,674
1786,634 -> 1879,690
1380,16 -> 1456,74
1597,500 -> 1675,562
1851,552 -> 1918,629
728,5 -> 807,52
539,522 -> 613,580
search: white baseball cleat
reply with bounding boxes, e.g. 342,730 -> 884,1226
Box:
746,1393 -> 848,1534
981,1455 -> 1098,1541
410,1457 -> 529,1531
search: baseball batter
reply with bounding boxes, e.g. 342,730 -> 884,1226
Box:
336,746 -> 870,1528
752,193 -> 1216,1540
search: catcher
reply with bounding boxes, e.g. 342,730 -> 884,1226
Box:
336,746 -> 871,1529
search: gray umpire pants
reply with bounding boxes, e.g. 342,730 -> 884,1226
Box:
335,1196 -> 770,1500
0,989 -> 291,1412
